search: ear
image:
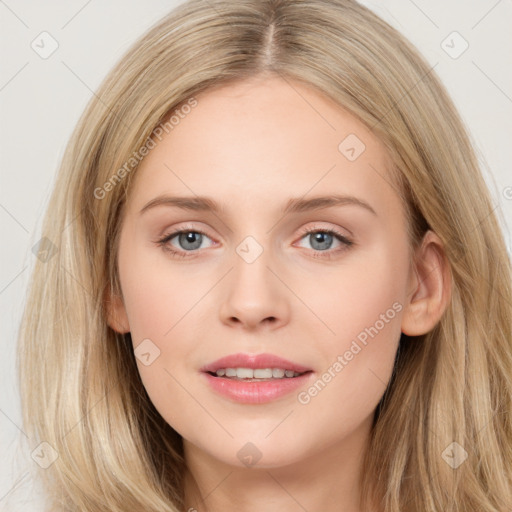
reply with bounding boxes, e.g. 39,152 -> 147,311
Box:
401,230 -> 452,336
104,285 -> 130,334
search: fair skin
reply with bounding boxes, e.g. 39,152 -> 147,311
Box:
107,74 -> 451,512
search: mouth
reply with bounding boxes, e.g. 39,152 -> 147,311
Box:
200,353 -> 314,404
206,367 -> 312,381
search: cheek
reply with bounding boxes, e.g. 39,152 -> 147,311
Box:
117,257 -> 192,427
118,240 -> 200,340
295,242 -> 407,410
116,242 -> 206,416
302,238 -> 408,346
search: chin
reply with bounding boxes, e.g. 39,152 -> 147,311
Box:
197,435 -> 313,470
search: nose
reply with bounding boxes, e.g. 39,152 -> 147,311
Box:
218,246 -> 290,331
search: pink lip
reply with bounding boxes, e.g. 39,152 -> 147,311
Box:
200,352 -> 314,404
200,352 -> 312,373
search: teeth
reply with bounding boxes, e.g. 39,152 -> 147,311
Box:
214,367 -> 303,379
254,368 -> 272,378
237,368 -> 254,379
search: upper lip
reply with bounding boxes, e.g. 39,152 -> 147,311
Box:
200,353 -> 312,373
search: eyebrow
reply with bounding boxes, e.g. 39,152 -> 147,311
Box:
139,194 -> 377,216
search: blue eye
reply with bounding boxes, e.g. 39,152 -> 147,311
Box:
296,227 -> 354,259
300,229 -> 345,251
170,231 -> 205,251
155,226 -> 354,260
156,228 -> 214,258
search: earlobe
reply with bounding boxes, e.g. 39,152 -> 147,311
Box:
105,287 -> 130,334
401,230 -> 452,336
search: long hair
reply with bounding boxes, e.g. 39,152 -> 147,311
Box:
17,0 -> 512,510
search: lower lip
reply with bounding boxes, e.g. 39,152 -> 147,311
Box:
201,371 -> 314,404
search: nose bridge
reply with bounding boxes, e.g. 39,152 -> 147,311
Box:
231,233 -> 276,297
218,232 -> 290,328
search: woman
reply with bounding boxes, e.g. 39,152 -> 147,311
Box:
17,0 -> 512,510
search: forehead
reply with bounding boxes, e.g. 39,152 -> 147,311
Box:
128,76 -> 401,220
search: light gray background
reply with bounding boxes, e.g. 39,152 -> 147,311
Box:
1,1 -> 511,510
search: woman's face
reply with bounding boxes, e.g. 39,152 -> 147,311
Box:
108,75 -> 416,470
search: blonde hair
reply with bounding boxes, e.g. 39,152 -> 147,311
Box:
17,0 -> 512,510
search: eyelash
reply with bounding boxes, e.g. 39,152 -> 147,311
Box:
155,225 -> 354,260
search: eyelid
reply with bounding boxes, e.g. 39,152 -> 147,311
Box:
293,223 -> 354,254
156,223 -> 216,246
157,221 -> 351,240
296,222 -> 352,239
155,221 -> 354,259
